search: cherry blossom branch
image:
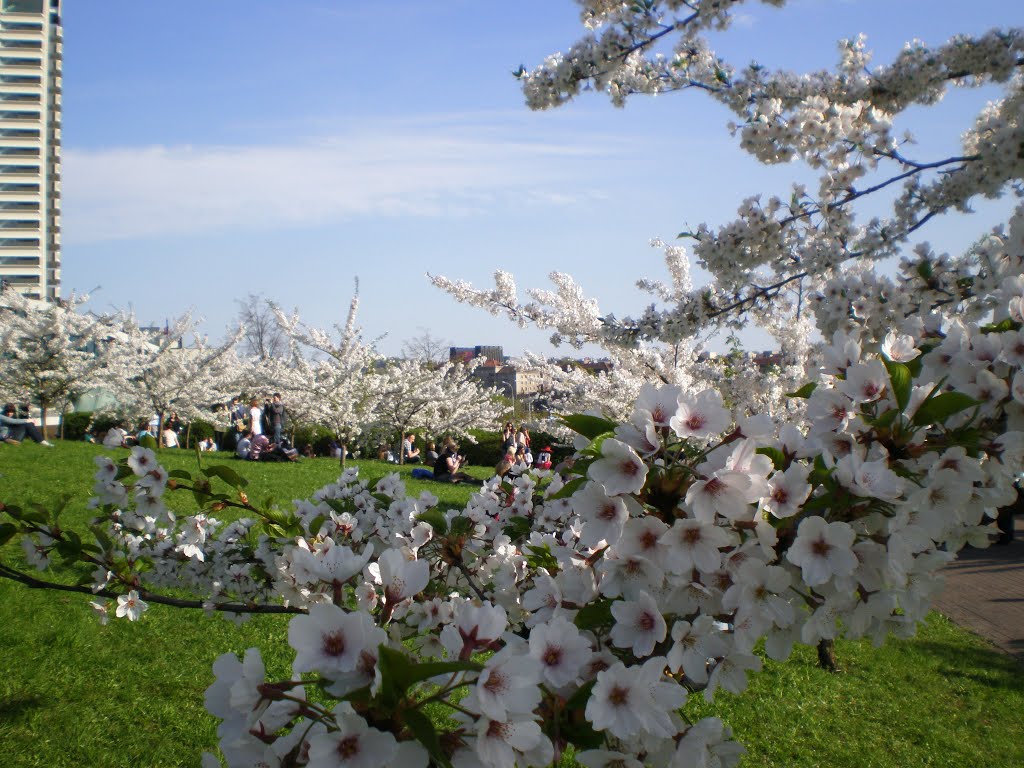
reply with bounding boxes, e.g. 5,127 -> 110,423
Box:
0,564 -> 305,615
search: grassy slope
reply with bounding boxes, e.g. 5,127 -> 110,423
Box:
0,442 -> 1022,767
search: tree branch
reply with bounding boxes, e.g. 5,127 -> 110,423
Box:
0,563 -> 306,615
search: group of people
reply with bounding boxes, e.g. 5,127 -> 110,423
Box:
100,411 -> 189,450
234,428 -> 299,462
229,393 -> 300,462
497,422 -> 551,472
228,394 -> 288,446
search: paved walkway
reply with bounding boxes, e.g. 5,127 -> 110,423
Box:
933,515 -> 1024,661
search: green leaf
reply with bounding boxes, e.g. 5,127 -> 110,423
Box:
306,514 -> 328,535
755,446 -> 786,471
449,517 -> 474,537
560,680 -> 604,749
560,414 -> 618,440
871,409 -> 899,430
415,509 -> 448,536
11,505 -> 47,526
0,522 -> 17,546
574,598 -> 615,630
403,709 -> 452,768
502,515 -> 532,541
377,646 -> 480,711
525,544 -> 559,572
884,359 -> 912,412
404,659 -> 483,683
785,382 -> 817,399
912,392 -> 980,427
169,469 -> 192,480
980,318 -> 1019,334
322,498 -> 351,516
377,645 -> 414,708
202,464 -> 249,489
547,476 -> 587,500
139,435 -> 158,450
89,524 -> 111,552
55,531 -> 82,562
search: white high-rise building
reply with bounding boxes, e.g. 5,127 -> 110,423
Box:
0,0 -> 60,301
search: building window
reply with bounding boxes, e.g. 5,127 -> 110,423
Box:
2,1 -> 44,13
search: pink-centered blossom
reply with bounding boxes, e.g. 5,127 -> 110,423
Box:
288,604 -> 374,678
115,590 -> 148,621
671,389 -> 731,441
574,481 -> 629,548
660,518 -> 736,575
610,591 -> 667,657
586,657 -> 687,739
474,652 -> 541,721
786,516 -> 858,587
634,381 -> 682,427
838,360 -> 889,404
528,615 -> 593,688
306,708 -> 399,768
588,438 -> 648,496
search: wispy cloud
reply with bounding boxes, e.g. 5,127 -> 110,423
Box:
63,117 -> 616,244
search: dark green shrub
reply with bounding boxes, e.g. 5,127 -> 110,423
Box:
529,429 -> 574,466
461,429 -> 503,466
290,424 -> 337,457
90,413 -> 120,437
61,410 -> 93,441
183,419 -> 215,448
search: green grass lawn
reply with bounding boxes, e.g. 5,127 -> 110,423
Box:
1,441 -> 1022,767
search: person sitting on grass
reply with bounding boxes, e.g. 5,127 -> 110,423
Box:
433,437 -> 472,484
247,433 -> 298,462
535,446 -> 553,471
136,422 -> 155,444
235,429 -> 252,460
103,423 -> 128,448
402,433 -> 422,464
162,424 -> 181,449
0,403 -> 53,446
425,441 -> 439,464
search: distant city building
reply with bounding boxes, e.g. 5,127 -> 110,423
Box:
449,345 -> 504,365
0,0 -> 61,301
472,361 -> 546,398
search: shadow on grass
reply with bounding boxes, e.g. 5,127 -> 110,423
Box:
911,641 -> 1024,688
0,693 -> 43,721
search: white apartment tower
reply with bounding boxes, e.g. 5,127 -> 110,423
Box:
0,0 -> 60,301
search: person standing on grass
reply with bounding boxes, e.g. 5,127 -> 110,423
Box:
0,403 -> 53,446
249,399 -> 264,437
229,397 -> 247,446
501,422 -> 516,456
268,393 -> 286,445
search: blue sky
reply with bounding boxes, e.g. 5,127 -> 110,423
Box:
60,0 -> 1023,357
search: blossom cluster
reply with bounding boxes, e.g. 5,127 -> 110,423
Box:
6,300 -> 1020,765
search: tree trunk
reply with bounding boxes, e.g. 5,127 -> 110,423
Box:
398,431 -> 406,465
39,404 -> 48,439
340,442 -> 347,469
816,639 -> 838,672
185,421 -> 192,450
